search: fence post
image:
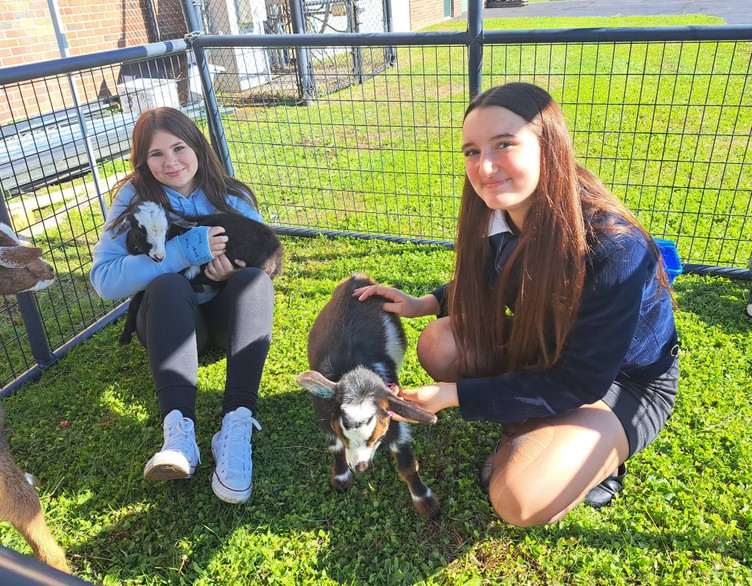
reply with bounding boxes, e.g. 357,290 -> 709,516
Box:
468,0 -> 484,99
349,0 -> 364,84
47,0 -> 109,219
289,0 -> 316,105
383,0 -> 397,65
181,0 -> 235,176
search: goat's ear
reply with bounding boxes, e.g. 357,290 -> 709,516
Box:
297,370 -> 336,399
0,225 -> 19,246
385,394 -> 438,425
167,211 -> 197,230
0,246 -> 44,269
111,217 -> 130,237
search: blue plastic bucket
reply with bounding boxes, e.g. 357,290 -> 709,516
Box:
653,238 -> 682,285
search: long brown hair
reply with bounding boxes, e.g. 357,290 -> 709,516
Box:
449,82 -> 671,378
108,107 -> 257,229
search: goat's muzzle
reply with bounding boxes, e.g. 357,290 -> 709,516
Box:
353,461 -> 370,474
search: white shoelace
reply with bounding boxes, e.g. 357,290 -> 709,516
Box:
218,416 -> 261,479
164,418 -> 196,456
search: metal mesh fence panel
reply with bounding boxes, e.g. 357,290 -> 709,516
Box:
195,0 -> 391,101
199,0 -> 385,35
0,51 -> 196,390
1,24 -> 751,392
218,43 -> 468,243
208,36 -> 751,274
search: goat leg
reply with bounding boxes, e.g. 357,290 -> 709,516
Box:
0,450 -> 69,573
118,291 -> 143,346
326,435 -> 353,490
391,442 -> 441,519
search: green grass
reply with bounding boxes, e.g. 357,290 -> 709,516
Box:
1,234 -> 751,585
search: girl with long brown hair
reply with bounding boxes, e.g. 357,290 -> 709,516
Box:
355,82 -> 679,525
91,107 -> 273,504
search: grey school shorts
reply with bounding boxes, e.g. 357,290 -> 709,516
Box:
602,354 -> 680,458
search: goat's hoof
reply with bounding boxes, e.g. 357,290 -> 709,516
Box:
330,470 -> 353,491
414,493 -> 441,519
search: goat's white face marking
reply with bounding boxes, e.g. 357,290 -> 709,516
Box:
134,202 -> 170,261
338,399 -> 385,470
25,278 -> 55,292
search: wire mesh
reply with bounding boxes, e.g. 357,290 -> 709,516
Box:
197,0 -> 391,101
212,36 -> 751,273
220,44 -> 468,242
1,24 -> 751,392
0,53 -> 196,390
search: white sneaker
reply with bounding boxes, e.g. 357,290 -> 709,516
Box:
211,407 -> 261,503
144,410 -> 201,481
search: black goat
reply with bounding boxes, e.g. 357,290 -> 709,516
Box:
113,201 -> 283,345
297,273 -> 441,518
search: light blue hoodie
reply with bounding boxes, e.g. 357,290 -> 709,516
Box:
90,181 -> 264,303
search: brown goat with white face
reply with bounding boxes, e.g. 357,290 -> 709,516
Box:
0,223 -> 55,296
0,223 -> 68,572
297,273 -> 441,518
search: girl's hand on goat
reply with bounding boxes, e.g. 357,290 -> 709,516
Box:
207,225 -> 228,257
398,382 -> 459,414
204,254 -> 237,282
353,285 -> 439,318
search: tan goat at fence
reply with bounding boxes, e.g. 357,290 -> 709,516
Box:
0,222 -> 69,573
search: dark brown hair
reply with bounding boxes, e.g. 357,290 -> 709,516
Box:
108,107 -> 257,229
449,82 -> 671,377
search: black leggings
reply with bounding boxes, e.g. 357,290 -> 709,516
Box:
135,268 -> 274,423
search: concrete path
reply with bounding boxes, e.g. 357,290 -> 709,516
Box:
480,0 -> 752,25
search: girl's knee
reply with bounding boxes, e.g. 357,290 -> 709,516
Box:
417,318 -> 457,381
488,480 -> 557,528
224,268 -> 275,317
144,273 -> 195,308
232,267 -> 273,293
147,272 -> 191,293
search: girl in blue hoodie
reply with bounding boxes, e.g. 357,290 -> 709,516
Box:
355,83 -> 679,526
91,107 -> 272,504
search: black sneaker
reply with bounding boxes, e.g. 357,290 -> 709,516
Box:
584,463 -> 627,509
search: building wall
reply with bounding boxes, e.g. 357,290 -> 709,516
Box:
0,0 -> 185,123
409,0 -> 463,31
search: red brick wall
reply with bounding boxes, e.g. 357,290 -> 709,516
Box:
409,0 -> 463,31
0,0 -> 186,124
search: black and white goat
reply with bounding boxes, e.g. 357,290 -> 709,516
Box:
297,273 -> 441,518
113,201 -> 283,345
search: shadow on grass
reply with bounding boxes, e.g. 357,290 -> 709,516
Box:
673,275 -> 751,334
52,380 -> 749,583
